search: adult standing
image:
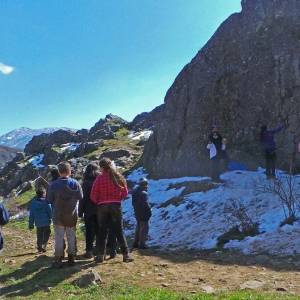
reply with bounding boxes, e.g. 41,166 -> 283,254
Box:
131,178 -> 152,250
207,126 -> 225,181
47,162 -> 83,268
90,158 -> 133,263
78,163 -> 100,258
260,124 -> 284,179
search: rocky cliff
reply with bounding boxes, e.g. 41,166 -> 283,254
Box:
142,0 -> 300,178
0,146 -> 19,169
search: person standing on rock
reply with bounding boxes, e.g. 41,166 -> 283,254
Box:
90,158 -> 133,263
131,178 -> 152,250
28,188 -> 52,253
78,163 -> 100,258
207,126 -> 226,181
260,124 -> 284,179
47,162 -> 83,268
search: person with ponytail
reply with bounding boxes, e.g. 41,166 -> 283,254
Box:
90,158 -> 133,263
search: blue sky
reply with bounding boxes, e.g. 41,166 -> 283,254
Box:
0,0 -> 241,135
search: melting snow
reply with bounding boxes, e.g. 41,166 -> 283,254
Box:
28,154 -> 45,168
129,130 -> 153,141
123,168 -> 300,255
60,143 -> 80,152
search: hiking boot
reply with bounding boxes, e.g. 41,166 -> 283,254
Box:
52,257 -> 63,269
130,244 -> 138,252
138,245 -> 149,250
95,255 -> 104,263
84,251 -> 93,259
68,254 -> 75,267
109,253 -> 117,260
123,254 -> 134,263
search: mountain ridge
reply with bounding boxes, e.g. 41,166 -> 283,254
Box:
0,127 -> 76,150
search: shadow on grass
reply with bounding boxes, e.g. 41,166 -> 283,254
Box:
0,255 -> 94,298
133,247 -> 300,272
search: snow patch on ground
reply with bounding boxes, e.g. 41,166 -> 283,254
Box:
28,154 -> 45,168
128,130 -> 153,141
123,168 -> 300,255
60,143 -> 80,152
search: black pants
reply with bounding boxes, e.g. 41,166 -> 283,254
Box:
36,226 -> 51,250
211,156 -> 221,181
84,214 -> 99,252
107,228 -> 118,256
265,150 -> 276,177
95,204 -> 128,256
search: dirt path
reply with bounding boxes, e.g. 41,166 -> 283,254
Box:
1,225 -> 300,297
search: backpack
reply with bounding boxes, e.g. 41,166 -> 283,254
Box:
0,203 -> 10,226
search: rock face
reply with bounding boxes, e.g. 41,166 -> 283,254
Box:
130,105 -> 164,131
24,130 -> 84,155
142,0 -> 300,178
0,146 -> 19,169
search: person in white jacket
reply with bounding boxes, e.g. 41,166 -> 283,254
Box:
207,126 -> 226,181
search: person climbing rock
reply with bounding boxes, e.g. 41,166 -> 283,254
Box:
90,158 -> 133,263
260,124 -> 284,179
131,178 -> 152,250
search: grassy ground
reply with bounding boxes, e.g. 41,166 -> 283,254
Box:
1,219 -> 300,299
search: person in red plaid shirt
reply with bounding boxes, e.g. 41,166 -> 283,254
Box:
90,157 -> 134,263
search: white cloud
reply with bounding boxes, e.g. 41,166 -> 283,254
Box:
0,62 -> 14,75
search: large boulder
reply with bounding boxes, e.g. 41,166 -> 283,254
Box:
142,0 -> 300,178
73,141 -> 104,157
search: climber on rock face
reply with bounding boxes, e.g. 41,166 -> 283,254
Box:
207,126 -> 226,182
260,124 -> 284,179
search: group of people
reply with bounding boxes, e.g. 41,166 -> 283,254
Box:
0,122 -> 289,265
28,158 -> 152,268
206,123 -> 286,181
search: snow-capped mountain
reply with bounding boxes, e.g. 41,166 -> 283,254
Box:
0,127 -> 75,150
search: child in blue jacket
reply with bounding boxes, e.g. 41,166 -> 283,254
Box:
29,188 -> 52,252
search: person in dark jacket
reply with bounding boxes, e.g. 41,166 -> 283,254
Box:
78,163 -> 100,258
29,188 -> 52,253
47,162 -> 83,268
260,124 -> 284,179
132,178 -> 152,249
207,126 -> 225,181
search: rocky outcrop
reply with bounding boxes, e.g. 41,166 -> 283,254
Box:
0,146 -> 20,169
89,114 -> 128,141
24,130 -> 84,155
142,0 -> 300,178
130,105 -> 164,131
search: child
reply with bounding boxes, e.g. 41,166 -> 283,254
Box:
29,188 -> 52,253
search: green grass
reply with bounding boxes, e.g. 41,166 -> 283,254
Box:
15,188 -> 35,208
9,216 -> 30,231
84,128 -> 140,161
2,281 -> 299,300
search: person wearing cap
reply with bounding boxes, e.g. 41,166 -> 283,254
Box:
131,178 -> 152,250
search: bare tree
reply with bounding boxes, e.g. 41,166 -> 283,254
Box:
224,198 -> 259,233
256,174 -> 300,224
